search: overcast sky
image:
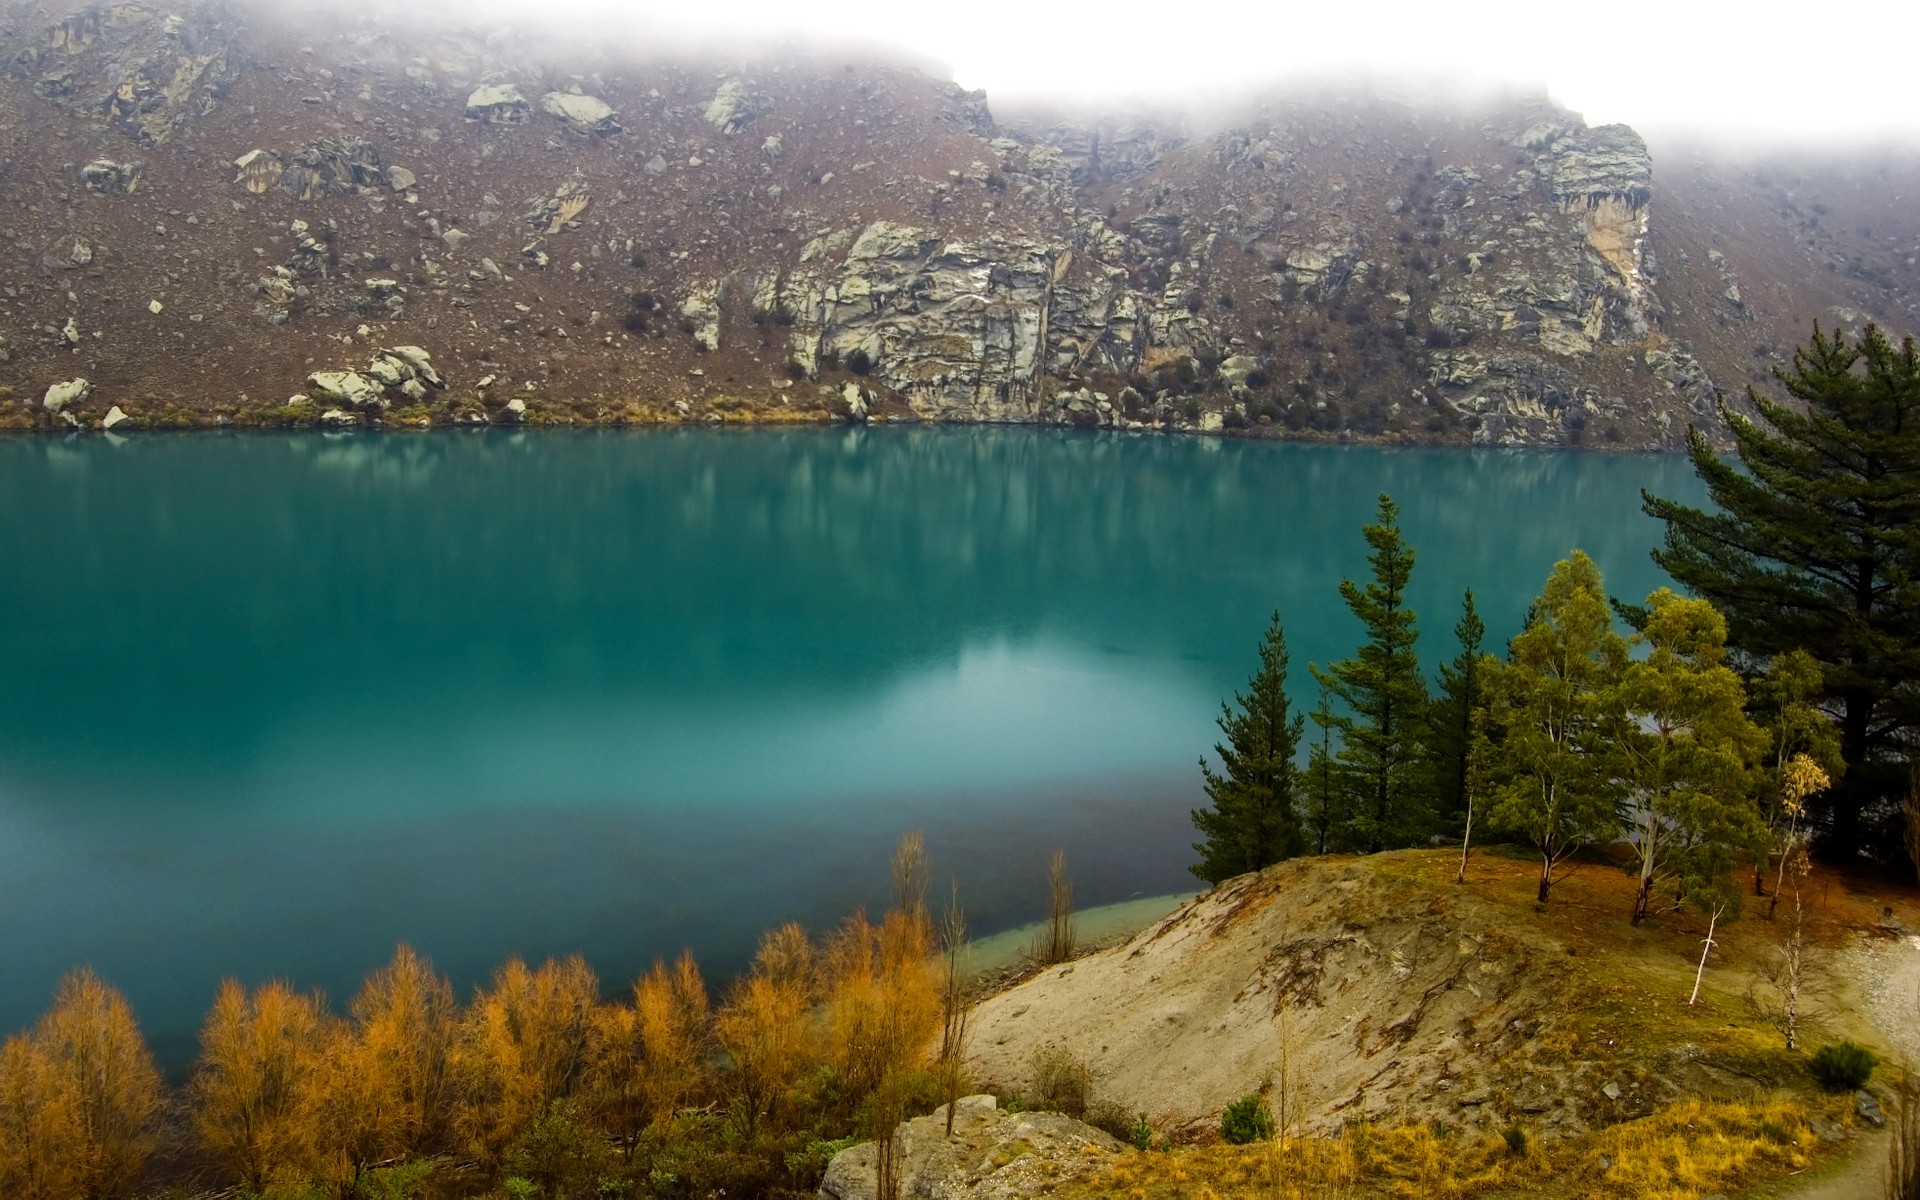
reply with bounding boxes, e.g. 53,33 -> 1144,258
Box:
570,0 -> 1919,144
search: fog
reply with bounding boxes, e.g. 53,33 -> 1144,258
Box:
402,0 -> 1920,145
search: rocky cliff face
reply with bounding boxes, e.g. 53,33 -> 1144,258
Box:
2,0 -> 1915,445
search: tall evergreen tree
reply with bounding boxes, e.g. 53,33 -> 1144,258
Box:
1311,494 -> 1429,852
1643,323 -> 1920,856
1191,611 -> 1305,884
1426,590 -> 1487,837
1485,552 -> 1629,903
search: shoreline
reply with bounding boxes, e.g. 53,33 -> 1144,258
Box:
962,891 -> 1194,995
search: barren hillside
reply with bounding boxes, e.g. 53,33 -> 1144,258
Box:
967,850 -> 1920,1137
1,0 -> 1915,444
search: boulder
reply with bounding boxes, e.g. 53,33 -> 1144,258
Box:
1857,1090 -> 1886,1128
238,139 -> 388,201
465,84 -> 530,123
818,1096 -> 1122,1200
387,165 -> 417,191
80,159 -> 144,196
703,80 -> 761,133
541,91 -> 619,135
306,371 -> 387,411
384,343 -> 443,385
318,408 -> 359,428
233,149 -> 281,194
43,378 -> 92,412
101,405 -> 129,430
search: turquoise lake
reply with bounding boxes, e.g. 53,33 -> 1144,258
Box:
0,428 -> 1706,1066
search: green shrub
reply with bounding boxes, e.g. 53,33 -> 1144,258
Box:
1502,1124 -> 1528,1156
1809,1041 -> 1878,1091
1220,1094 -> 1274,1145
1129,1112 -> 1153,1151
846,348 -> 873,376
355,1161 -> 433,1200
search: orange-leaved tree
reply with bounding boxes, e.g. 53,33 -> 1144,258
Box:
303,945 -> 457,1198
189,979 -> 329,1192
0,969 -> 163,1200
714,923 -> 818,1137
452,954 -> 599,1168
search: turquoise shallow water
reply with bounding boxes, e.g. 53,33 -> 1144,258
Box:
0,427 -> 1705,1065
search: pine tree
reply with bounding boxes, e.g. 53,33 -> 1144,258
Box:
1643,323 -> 1920,856
1311,495 -> 1429,852
1485,552 -> 1628,903
1302,683 -> 1343,854
1617,590 -> 1768,924
1192,611 -> 1304,883
1426,590 -> 1487,838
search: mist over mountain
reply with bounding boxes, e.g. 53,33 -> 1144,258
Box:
3,0 -> 1917,446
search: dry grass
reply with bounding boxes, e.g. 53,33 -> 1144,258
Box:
1369,844 -> 1919,1070
1064,1094 -> 1851,1200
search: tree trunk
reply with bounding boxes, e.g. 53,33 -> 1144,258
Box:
1831,689 -> 1874,856
1689,906 -> 1721,1005
1537,850 -> 1552,903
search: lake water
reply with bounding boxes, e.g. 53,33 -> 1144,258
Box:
0,428 -> 1705,1066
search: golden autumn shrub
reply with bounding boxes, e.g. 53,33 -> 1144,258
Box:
302,945 -> 457,1197
0,970 -> 163,1200
189,979 -> 329,1192
453,954 -> 599,1167
714,923 -> 820,1136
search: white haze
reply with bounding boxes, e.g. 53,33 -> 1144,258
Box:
432,0 -> 1920,145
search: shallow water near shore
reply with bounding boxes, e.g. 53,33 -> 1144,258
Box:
0,427 -> 1704,1067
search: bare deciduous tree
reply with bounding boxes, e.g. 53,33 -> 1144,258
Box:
1033,850 -> 1077,966
938,881 -> 971,1137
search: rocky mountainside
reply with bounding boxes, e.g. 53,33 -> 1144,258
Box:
2,0 -> 1916,445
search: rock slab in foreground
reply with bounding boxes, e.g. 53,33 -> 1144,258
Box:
819,1094 -> 1122,1200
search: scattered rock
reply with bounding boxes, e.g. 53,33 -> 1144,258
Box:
80,159 -> 144,196
1809,1115 -> 1849,1143
703,80 -> 763,133
818,1096 -> 1121,1200
306,370 -> 386,411
318,408 -> 359,428
465,84 -> 530,123
1857,1090 -> 1886,1128
541,91 -> 619,135
100,405 -> 129,430
43,378 -> 92,412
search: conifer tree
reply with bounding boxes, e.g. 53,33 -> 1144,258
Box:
1643,323 -> 1920,855
1617,590 -> 1768,924
1485,552 -> 1628,903
1191,610 -> 1304,883
1311,495 -> 1430,852
1302,683 -> 1343,854
1426,590 -> 1488,836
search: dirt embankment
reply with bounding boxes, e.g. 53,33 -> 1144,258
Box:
964,850 -> 1920,1141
